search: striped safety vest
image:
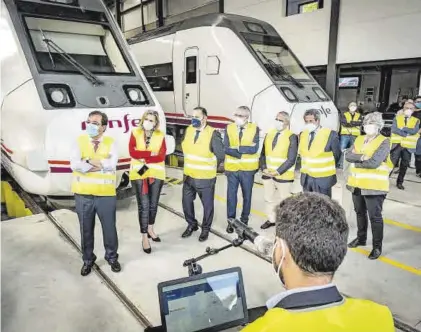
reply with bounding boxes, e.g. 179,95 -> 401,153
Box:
340,112 -> 361,136
224,123 -> 259,172
347,135 -> 392,192
264,128 -> 296,181
299,128 -> 336,178
182,125 -> 217,179
129,129 -> 166,181
71,135 -> 116,196
390,115 -> 420,149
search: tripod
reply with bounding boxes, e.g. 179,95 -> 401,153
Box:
183,237 -> 245,276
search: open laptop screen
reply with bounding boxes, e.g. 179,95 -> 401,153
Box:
158,268 -> 248,332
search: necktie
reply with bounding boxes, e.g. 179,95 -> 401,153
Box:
194,130 -> 200,144
308,132 -> 315,149
404,117 -> 408,126
272,131 -> 280,150
239,127 -> 244,141
92,140 -> 100,152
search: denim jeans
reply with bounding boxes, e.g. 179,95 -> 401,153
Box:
338,135 -> 356,168
226,171 -> 255,224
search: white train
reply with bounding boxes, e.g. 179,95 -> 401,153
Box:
1,0 -> 174,197
128,13 -> 339,144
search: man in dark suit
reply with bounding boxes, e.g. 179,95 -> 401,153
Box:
298,109 -> 341,198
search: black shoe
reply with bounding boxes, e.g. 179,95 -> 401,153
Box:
348,238 -> 366,248
182,225 -> 199,238
261,221 -> 275,230
148,233 -> 161,242
199,230 -> 209,242
142,239 -> 152,254
226,225 -> 234,234
109,260 -> 121,273
368,248 -> 382,260
80,263 -> 93,276
397,183 -> 405,190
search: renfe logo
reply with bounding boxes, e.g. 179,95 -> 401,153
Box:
319,106 -> 332,117
81,114 -> 141,133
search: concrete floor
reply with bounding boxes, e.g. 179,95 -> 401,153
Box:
1,167 -> 420,331
1,215 -> 143,332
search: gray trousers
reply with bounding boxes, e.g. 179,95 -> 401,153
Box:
75,194 -> 119,264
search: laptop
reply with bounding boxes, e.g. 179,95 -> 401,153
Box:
158,267 -> 248,332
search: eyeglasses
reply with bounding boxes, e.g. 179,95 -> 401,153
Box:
234,114 -> 248,118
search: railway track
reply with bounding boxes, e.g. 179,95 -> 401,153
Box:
1,171 -> 419,332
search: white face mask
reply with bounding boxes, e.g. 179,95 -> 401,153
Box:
404,109 -> 413,117
235,117 -> 246,127
142,120 -> 154,131
364,124 -> 378,136
271,239 -> 286,287
305,123 -> 317,132
275,120 -> 284,131
349,106 -> 357,112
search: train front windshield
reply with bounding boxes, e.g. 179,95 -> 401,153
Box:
243,33 -> 312,82
24,16 -> 132,75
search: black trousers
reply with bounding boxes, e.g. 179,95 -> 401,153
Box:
302,176 -> 332,198
75,194 -> 118,265
416,154 -> 421,175
352,190 -> 385,249
132,179 -> 164,233
390,145 -> 411,184
182,176 -> 216,231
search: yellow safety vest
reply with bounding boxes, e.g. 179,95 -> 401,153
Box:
182,125 -> 217,179
264,128 -> 296,181
347,135 -> 392,192
299,128 -> 336,178
242,298 -> 394,332
340,112 -> 361,136
129,129 -> 166,181
71,135 -> 116,196
391,115 -> 419,149
224,123 -> 259,172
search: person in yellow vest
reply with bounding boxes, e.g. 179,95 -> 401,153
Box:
70,110 -> 121,276
298,109 -> 341,198
338,102 -> 362,168
345,112 -> 392,260
181,107 -> 225,242
128,110 -> 166,254
259,111 -> 298,230
242,192 -> 394,332
390,102 -> 420,190
224,106 -> 260,233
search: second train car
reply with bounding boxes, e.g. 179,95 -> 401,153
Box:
128,13 -> 339,144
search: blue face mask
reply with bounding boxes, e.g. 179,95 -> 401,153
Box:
86,123 -> 100,137
191,118 -> 202,128
415,102 -> 421,109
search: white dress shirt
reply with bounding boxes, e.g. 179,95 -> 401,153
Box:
70,136 -> 118,174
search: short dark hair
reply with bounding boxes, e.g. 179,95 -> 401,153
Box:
415,95 -> 421,101
88,110 -> 108,126
275,192 -> 349,277
193,106 -> 208,117
303,109 -> 320,122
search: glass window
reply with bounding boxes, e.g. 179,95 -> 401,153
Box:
24,16 -> 131,74
142,63 -> 174,91
186,56 -> 197,84
243,33 -> 312,82
287,0 -> 323,16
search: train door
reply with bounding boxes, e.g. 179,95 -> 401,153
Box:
183,47 -> 199,116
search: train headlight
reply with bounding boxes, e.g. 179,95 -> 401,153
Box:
44,84 -> 75,108
280,87 -> 298,102
123,85 -> 149,105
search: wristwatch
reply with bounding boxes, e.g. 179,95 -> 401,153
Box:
85,159 -> 90,164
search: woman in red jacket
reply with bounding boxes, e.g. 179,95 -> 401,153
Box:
129,110 -> 166,254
